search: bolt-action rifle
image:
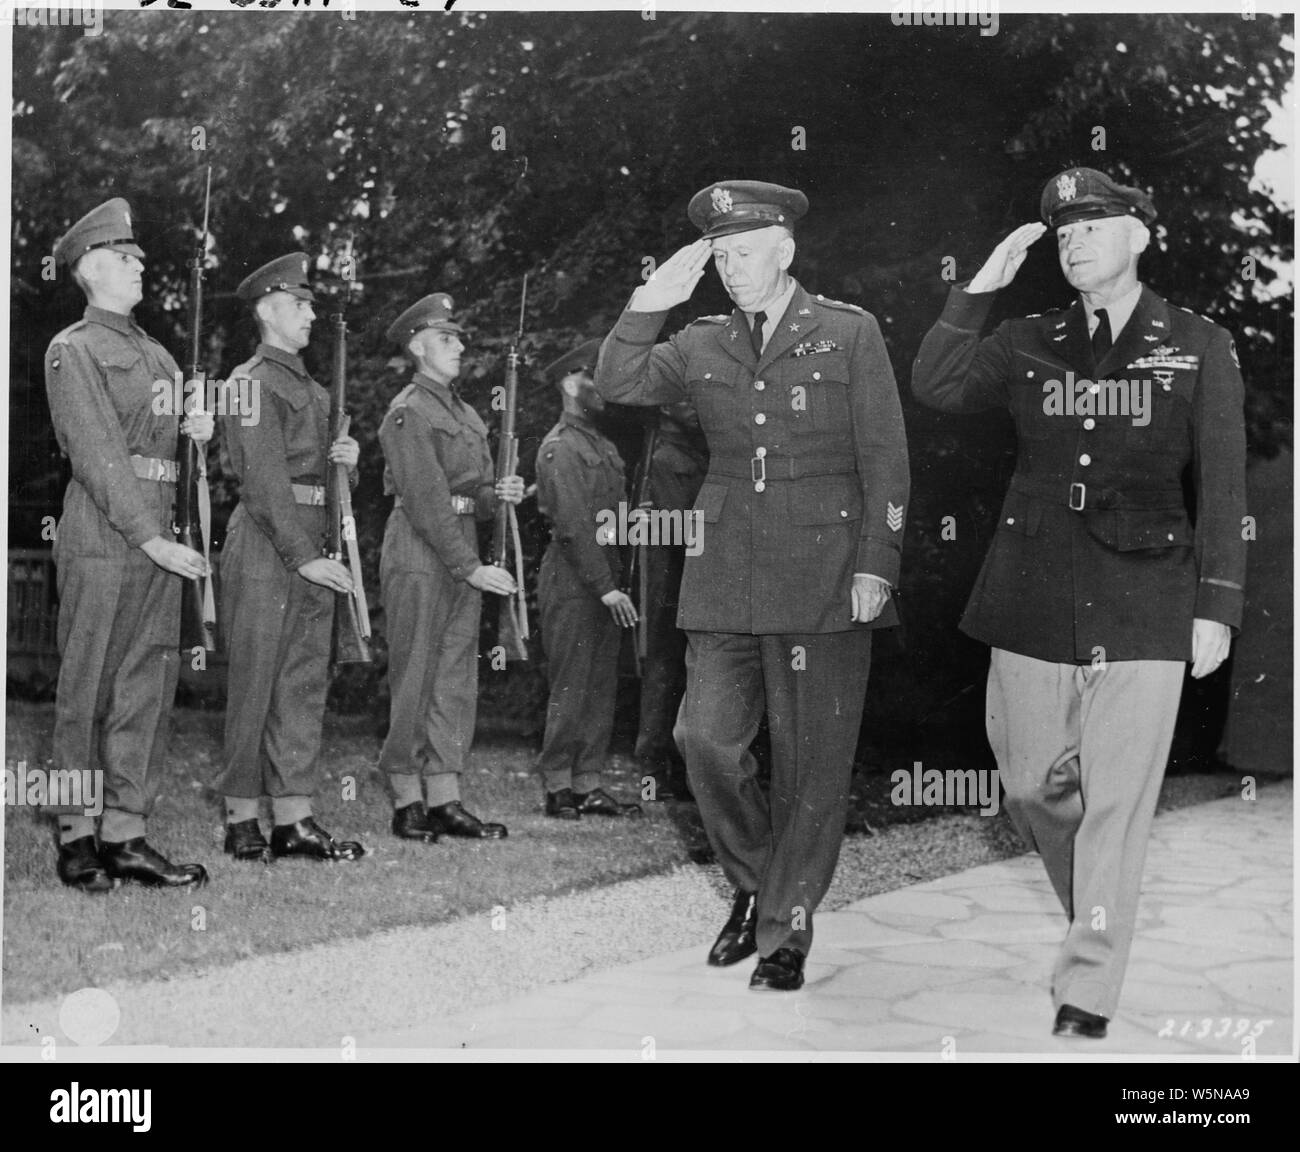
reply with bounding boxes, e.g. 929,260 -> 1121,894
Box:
622,417 -> 658,674
491,276 -> 530,661
326,238 -> 373,664
175,165 -> 217,652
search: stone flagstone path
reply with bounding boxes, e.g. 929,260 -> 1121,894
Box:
359,782 -> 1293,1056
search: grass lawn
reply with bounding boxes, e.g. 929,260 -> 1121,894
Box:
3,699 -> 1248,1008
2,701 -> 712,1004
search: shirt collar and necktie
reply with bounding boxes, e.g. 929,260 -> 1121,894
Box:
1084,282 -> 1141,363
743,277 -> 798,358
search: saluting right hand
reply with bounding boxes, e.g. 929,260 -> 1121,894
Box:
629,239 -> 713,313
968,222 -> 1048,294
298,557 -> 354,594
601,589 -> 638,628
142,537 -> 208,579
468,564 -> 518,596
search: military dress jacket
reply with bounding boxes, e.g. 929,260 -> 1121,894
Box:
221,343 -> 335,574
597,280 -> 909,634
912,284 -> 1246,663
536,413 -> 626,600
378,373 -> 495,582
45,306 -> 181,560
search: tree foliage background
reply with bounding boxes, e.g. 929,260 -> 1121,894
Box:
8,9 -> 1293,757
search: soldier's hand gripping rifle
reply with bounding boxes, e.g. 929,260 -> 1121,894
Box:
622,416 -> 658,675
175,165 -> 217,652
491,276 -> 530,661
325,239 -> 373,664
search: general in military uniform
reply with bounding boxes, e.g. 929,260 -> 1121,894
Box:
597,181 -> 910,990
217,254 -> 366,863
376,293 -> 520,842
912,167 -> 1246,1038
44,198 -> 212,891
535,339 -> 644,820
633,400 -> 708,801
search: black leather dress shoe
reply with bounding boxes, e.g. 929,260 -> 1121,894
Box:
749,948 -> 806,991
427,800 -> 508,840
1053,1004 -> 1108,1039
56,836 -> 117,893
270,818 -> 365,862
707,889 -> 758,966
223,819 -> 271,863
573,787 -> 643,818
544,788 -> 581,820
100,838 -> 208,889
392,802 -> 438,843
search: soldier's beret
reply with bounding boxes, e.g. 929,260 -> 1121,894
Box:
687,180 -> 809,240
53,198 -> 145,268
1041,168 -> 1157,230
386,292 -> 463,345
236,253 -> 316,304
544,338 -> 602,381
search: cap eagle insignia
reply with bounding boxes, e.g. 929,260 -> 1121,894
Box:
711,187 -> 733,214
1056,173 -> 1077,202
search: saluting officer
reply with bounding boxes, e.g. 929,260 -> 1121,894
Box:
218,254 -> 366,863
44,198 -> 212,891
634,400 -> 708,802
597,182 -> 910,990
535,339 -> 644,820
377,294 -> 520,842
912,168 -> 1247,1038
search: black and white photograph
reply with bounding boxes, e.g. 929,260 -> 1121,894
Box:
1,0 -> 1294,1085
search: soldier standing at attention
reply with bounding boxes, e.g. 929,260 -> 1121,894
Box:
536,339 -> 644,820
912,168 -> 1247,1038
634,400 -> 708,802
45,198 -> 213,894
218,254 -> 366,864
44,198 -> 213,891
597,182 -> 909,989
376,293 -> 521,842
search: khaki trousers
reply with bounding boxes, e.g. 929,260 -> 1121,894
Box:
986,647 -> 1184,1018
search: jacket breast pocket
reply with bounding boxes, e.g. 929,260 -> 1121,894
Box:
1122,370 -> 1193,451
98,348 -> 148,416
800,352 -> 852,431
688,374 -> 737,433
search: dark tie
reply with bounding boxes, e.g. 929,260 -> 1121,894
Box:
749,310 -> 767,360
1091,308 -> 1112,364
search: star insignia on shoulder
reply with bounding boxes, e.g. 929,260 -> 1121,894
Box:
789,322 -> 800,333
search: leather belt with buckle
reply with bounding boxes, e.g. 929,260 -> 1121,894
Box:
393,494 -> 476,515
291,483 -> 326,507
129,455 -> 179,483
